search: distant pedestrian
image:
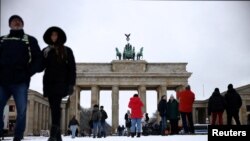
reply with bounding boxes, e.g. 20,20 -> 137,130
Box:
225,84 -> 242,125
100,106 -> 108,137
91,104 -> 101,138
208,88 -> 226,125
68,115 -> 79,138
158,95 -> 167,135
167,94 -> 180,134
179,85 -> 195,134
128,94 -> 144,138
124,110 -> 131,136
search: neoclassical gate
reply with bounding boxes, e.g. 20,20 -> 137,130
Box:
67,60 -> 191,132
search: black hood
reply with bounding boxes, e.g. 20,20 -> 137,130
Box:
43,26 -> 66,45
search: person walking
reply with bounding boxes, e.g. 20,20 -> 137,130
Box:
42,26 -> 76,141
91,104 -> 101,138
167,94 -> 180,135
179,85 -> 195,134
225,84 -> 242,125
99,106 -> 108,137
124,110 -> 131,136
157,95 -> 168,135
208,88 -> 226,125
0,15 -> 43,141
128,94 -> 144,138
68,115 -> 79,138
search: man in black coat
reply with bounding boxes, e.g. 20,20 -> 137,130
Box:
99,106 -> 108,137
208,88 -> 226,125
0,15 -> 43,141
157,95 -> 168,135
224,84 -> 242,125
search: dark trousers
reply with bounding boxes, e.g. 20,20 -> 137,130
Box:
211,112 -> 223,125
180,112 -> 194,134
170,119 -> 179,134
48,95 -> 62,127
227,110 -> 241,125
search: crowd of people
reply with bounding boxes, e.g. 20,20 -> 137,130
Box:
0,15 -> 243,141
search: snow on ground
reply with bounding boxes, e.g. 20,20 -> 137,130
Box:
3,135 -> 207,141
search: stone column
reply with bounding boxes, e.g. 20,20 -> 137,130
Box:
241,98 -> 247,124
157,85 -> 167,122
46,106 -> 49,130
69,86 -> 81,124
138,85 -> 147,113
42,105 -> 46,130
75,86 -> 81,122
91,85 -> 100,107
34,101 -> 39,135
27,97 -> 34,135
112,85 -> 119,133
39,103 -> 42,133
157,85 -> 167,102
61,104 -> 66,135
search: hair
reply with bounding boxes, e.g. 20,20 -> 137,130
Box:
161,95 -> 166,99
228,84 -> 233,89
133,94 -> 138,97
9,15 -> 24,26
186,85 -> 191,90
214,88 -> 220,93
100,106 -> 104,109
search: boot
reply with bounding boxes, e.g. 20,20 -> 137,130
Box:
0,130 -> 3,141
131,132 -> 135,138
13,137 -> 22,141
56,130 -> 62,141
48,125 -> 59,141
137,133 -> 141,137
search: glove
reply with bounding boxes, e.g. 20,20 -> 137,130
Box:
68,85 -> 74,95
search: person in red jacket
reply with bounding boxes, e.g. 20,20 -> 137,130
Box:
179,85 -> 195,134
128,94 -> 144,138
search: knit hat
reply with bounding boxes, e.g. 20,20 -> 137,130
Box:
9,15 -> 24,26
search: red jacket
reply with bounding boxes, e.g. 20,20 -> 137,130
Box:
128,97 -> 144,118
179,90 -> 195,112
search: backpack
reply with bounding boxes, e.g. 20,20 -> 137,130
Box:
1,34 -> 31,63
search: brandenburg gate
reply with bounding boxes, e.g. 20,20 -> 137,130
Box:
67,60 -> 191,132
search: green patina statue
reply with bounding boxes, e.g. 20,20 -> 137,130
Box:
123,34 -> 135,60
115,34 -> 143,60
136,47 -> 143,60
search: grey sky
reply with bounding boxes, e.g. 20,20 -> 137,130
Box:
1,0 -> 250,124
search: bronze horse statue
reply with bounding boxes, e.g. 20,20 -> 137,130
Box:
116,47 -> 122,60
137,47 -> 143,60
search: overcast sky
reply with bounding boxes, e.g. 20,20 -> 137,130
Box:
1,0 -> 250,125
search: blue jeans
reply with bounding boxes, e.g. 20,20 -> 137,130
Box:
100,121 -> 106,137
130,118 -> 142,133
92,121 -> 101,137
70,125 -> 78,138
0,83 -> 28,138
161,116 -> 166,132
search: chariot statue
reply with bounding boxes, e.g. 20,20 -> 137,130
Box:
123,34 -> 135,60
115,34 -> 143,60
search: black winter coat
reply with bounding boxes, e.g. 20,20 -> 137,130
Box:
0,29 -> 43,84
208,91 -> 226,116
42,46 -> 76,97
158,99 -> 168,117
224,89 -> 242,113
